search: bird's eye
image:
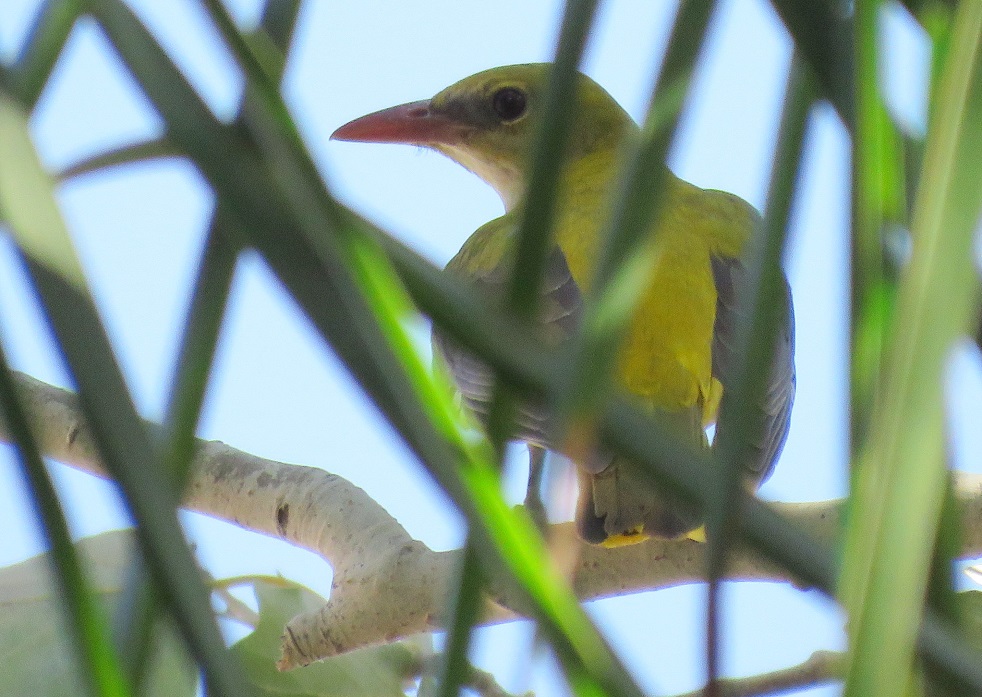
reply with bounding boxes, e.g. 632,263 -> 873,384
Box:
491,87 -> 527,122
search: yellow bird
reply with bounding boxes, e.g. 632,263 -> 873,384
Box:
332,64 -> 795,546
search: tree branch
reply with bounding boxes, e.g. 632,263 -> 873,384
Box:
4,372 -> 982,669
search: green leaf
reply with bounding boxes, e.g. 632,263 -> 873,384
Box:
706,52 -> 813,686
92,5 -> 651,694
0,89 -> 87,288
80,1 -> 982,691
232,580 -> 423,697
256,0 -> 302,56
0,80 -> 253,697
111,2 -> 300,687
841,2 -> 982,695
11,0 -> 83,107
849,0 -> 906,454
57,137 -> 181,180
0,339 -> 129,697
554,0 -> 715,435
768,0 -> 853,122
427,545 -> 483,697
114,213 -> 240,686
0,531 -> 195,697
443,2 -> 601,689
506,0 -> 600,315
955,590 -> 982,651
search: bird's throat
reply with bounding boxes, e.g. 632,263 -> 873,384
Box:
434,143 -> 524,211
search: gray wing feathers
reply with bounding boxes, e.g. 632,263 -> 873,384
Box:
433,247 -> 583,444
709,254 -> 796,483
436,248 -> 794,485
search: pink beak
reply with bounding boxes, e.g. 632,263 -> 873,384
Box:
331,100 -> 466,145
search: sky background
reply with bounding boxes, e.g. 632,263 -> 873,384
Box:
0,1 -> 979,696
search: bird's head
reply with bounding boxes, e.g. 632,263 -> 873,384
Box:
331,64 -> 633,210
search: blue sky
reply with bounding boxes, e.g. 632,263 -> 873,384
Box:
1,2 -> 977,696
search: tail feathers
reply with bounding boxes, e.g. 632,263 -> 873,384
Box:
575,459 -> 701,544
574,406 -> 705,545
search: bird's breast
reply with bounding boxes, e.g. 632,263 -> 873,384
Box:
555,202 -> 718,413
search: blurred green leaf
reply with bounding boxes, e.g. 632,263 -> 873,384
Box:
841,2 -> 982,696
768,0 -> 852,123
232,580 -> 424,697
114,2 -> 301,686
955,590 -> 982,651
0,531 -> 195,697
507,0 -> 599,316
849,0 -> 906,454
706,51 -> 812,687
115,212 -> 240,687
11,0 -> 82,107
255,0 -> 302,57
453,2 -> 601,692
0,338 -> 129,697
556,0 -> 715,432
0,89 -> 87,288
428,546 -> 483,697
6,2 -> 982,695
57,137 -> 181,180
921,482 -> 970,697
0,80 -> 252,697
92,4 -> 653,696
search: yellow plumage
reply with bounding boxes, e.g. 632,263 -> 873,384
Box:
448,152 -> 755,425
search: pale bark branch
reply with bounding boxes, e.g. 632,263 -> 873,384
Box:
5,372 -> 982,670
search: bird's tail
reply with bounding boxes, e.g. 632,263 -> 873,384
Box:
575,406 -> 705,546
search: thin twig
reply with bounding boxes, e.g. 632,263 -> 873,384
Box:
417,654 -> 534,697
671,650 -> 843,697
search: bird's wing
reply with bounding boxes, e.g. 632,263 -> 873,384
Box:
709,253 -> 796,481
434,239 -> 583,445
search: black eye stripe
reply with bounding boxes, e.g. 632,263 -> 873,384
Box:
492,87 -> 527,122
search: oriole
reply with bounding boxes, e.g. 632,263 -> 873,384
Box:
333,64 -> 795,546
